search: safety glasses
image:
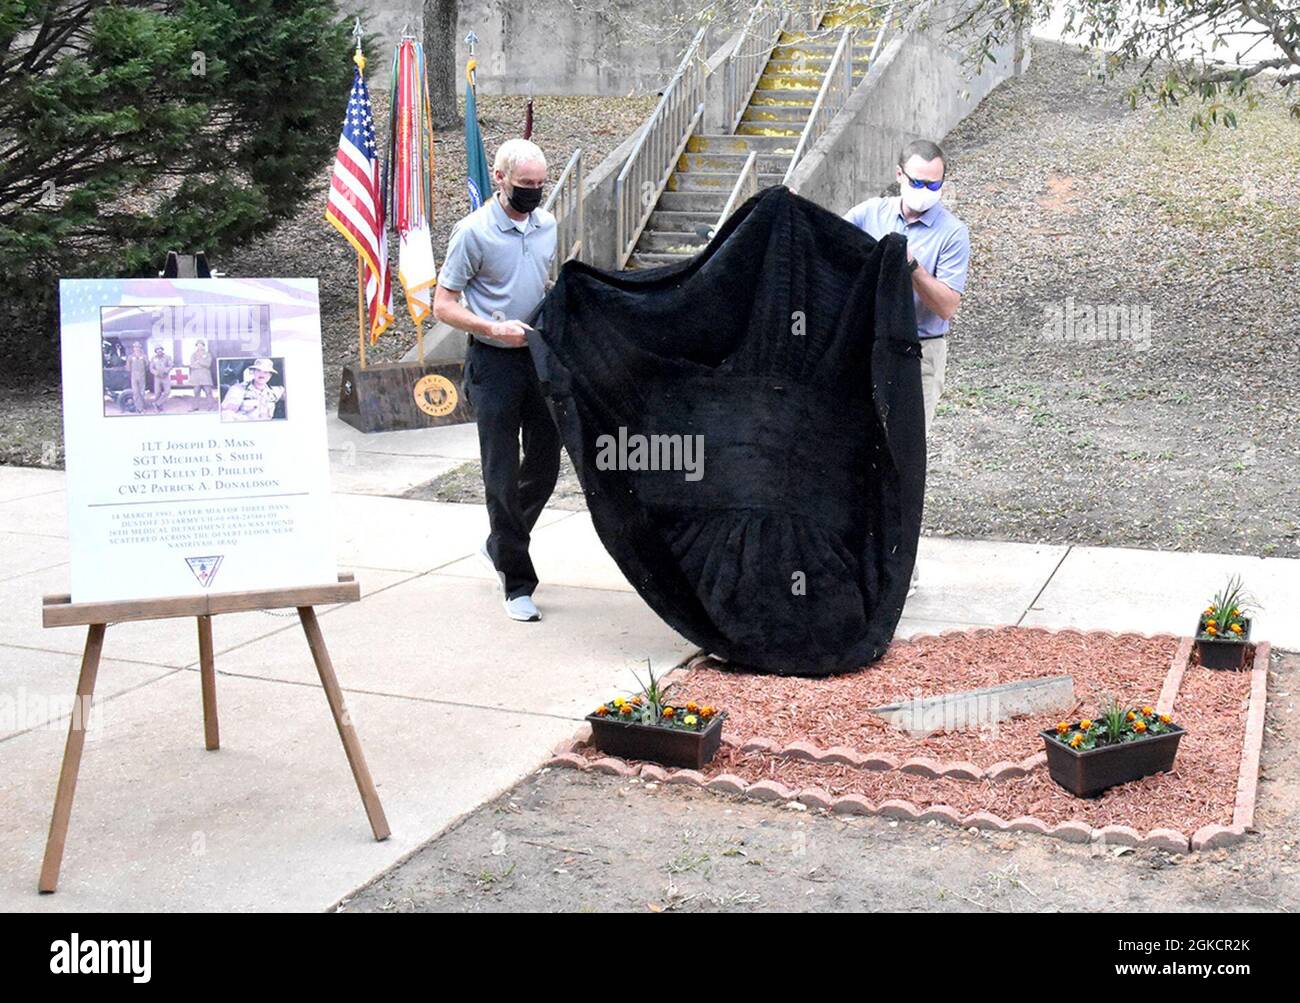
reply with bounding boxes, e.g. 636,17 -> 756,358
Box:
901,169 -> 944,191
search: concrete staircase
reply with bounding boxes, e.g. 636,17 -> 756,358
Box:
627,5 -> 882,269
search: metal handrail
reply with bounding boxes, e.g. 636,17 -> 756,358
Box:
542,147 -> 583,280
614,26 -> 708,268
868,2 -> 898,66
722,3 -> 789,133
782,26 -> 853,185
714,150 -> 759,233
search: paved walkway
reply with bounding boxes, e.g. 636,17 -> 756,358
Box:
1,419 -> 1296,912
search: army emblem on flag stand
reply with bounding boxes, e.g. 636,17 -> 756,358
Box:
413,374 -> 458,418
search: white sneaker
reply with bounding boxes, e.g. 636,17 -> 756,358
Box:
504,595 -> 541,622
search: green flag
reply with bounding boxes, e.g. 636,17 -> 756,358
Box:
464,63 -> 491,210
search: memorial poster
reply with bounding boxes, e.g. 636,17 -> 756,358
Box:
58,278 -> 338,603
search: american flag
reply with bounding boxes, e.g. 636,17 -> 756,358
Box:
326,58 -> 393,343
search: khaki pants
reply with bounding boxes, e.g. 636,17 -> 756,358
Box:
913,337 -> 947,588
920,336 -> 947,437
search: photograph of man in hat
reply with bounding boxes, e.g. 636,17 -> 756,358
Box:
220,357 -> 285,422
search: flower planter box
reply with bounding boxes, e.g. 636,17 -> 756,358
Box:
585,712 -> 726,769
1194,617 -> 1252,670
1040,725 -> 1185,798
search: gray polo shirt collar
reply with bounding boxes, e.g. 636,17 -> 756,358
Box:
894,197 -> 943,227
490,194 -> 536,234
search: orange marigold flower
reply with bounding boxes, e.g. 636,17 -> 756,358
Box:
1126,711 -> 1136,721
686,701 -> 699,713
1231,608 -> 1241,616
1069,733 -> 1084,748
700,706 -> 715,718
1230,623 -> 1243,634
1056,721 -> 1070,733
1206,625 -> 1218,635
595,705 -> 609,717
1159,714 -> 1172,724
1079,719 -> 1093,731
1133,720 -> 1147,733
620,704 -> 633,716
662,706 -> 675,718
1142,706 -> 1153,716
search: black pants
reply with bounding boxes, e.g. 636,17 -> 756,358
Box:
465,339 -> 562,599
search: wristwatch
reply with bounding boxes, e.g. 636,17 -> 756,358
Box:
907,257 -> 920,274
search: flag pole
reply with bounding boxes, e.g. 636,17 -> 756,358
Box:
356,252 -> 367,369
352,18 -> 369,371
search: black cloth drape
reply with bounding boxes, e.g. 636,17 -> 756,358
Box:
530,185 -> 926,675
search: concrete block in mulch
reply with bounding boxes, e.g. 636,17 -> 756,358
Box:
869,674 -> 1075,738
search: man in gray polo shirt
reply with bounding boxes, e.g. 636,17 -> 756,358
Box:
434,138 -> 559,622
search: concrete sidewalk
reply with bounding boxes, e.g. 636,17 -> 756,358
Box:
0,419 -> 1296,912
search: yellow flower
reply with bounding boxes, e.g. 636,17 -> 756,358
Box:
1056,721 -> 1070,734
1079,719 -> 1092,731
1206,624 -> 1218,636
612,697 -> 626,708
1159,714 -> 1172,724
662,706 -> 675,718
1133,719 -> 1147,733
683,714 -> 698,726
1126,711 -> 1136,721
1142,706 -> 1153,717
1230,623 -> 1243,635
1231,608 -> 1241,616
1069,733 -> 1084,748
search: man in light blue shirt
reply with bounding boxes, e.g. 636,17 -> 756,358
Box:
843,139 -> 970,436
844,139 -> 970,597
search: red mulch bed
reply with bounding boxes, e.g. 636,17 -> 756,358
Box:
575,627 -> 1256,834
676,627 -> 1178,767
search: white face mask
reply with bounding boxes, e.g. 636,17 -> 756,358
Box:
900,180 -> 942,213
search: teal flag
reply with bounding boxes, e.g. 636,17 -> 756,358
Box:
464,70 -> 492,210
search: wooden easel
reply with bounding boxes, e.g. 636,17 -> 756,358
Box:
37,572 -> 390,893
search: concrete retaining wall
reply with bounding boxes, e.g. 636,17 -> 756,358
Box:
361,0 -> 726,96
787,4 -> 1028,213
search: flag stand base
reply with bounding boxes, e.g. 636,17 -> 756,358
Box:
337,358 -> 474,433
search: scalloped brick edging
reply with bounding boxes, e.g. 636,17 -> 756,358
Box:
541,749 -> 1208,852
731,735 -> 1046,782
544,633 -> 1270,853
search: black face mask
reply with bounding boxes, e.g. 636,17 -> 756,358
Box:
507,183 -> 544,213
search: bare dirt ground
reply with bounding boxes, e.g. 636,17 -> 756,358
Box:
339,649 -> 1298,913
410,41 -> 1300,556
